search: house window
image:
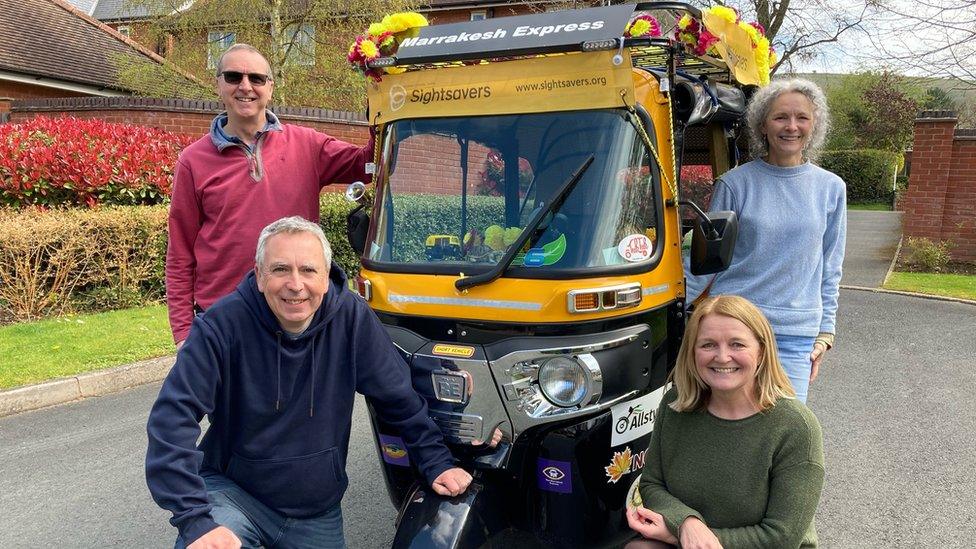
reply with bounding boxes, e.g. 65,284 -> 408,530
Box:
207,31 -> 236,70
117,25 -> 131,38
284,24 -> 316,66
470,10 -> 487,21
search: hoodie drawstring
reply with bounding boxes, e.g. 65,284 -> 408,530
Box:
309,338 -> 316,417
275,331 -> 282,412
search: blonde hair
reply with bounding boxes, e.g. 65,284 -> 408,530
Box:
669,295 -> 795,412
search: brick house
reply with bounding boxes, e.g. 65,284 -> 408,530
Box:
0,0 -> 200,118
64,0 -> 611,68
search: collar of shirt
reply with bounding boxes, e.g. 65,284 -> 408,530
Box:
210,111 -> 284,152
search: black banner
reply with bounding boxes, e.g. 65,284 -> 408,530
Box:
395,4 -> 636,64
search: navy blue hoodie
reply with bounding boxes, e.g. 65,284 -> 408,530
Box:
146,266 -> 454,544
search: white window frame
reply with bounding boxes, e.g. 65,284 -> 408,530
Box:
470,9 -> 487,21
207,30 -> 236,71
284,23 -> 316,67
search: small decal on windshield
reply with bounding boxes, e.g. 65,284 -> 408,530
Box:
617,234 -> 652,262
522,234 -> 567,267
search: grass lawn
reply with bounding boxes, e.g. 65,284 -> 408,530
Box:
0,305 -> 173,390
884,272 -> 976,301
848,201 -> 892,211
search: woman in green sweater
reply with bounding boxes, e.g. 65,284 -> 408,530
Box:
627,295 -> 825,549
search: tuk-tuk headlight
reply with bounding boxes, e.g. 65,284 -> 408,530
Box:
538,357 -> 587,407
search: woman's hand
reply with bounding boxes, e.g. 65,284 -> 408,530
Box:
627,506 -> 678,544
679,517 -> 723,549
809,341 -> 828,382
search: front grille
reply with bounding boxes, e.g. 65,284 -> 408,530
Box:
429,410 -> 484,444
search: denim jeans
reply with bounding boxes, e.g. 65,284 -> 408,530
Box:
774,333 -> 816,403
174,472 -> 345,549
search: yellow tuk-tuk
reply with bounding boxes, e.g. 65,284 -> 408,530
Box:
344,3 -> 757,546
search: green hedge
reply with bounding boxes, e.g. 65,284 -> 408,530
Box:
0,206 -> 168,322
820,149 -> 901,202
319,191 -> 373,277
0,193 -> 503,323
386,194 -> 506,263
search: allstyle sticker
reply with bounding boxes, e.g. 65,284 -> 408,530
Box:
537,458 -> 572,494
610,386 -> 665,446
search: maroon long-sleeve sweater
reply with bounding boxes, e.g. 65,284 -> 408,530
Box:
166,123 -> 372,343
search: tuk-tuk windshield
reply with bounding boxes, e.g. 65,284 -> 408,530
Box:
366,109 -> 660,273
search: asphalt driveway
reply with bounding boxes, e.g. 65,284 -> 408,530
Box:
2,289 -> 975,548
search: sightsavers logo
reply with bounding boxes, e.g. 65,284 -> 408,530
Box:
409,85 -> 493,106
389,85 -> 407,111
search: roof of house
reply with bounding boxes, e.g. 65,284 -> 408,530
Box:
0,0 -> 194,93
62,0 -> 191,22
92,0 -> 160,21
425,0 -> 559,8
63,0 -> 98,14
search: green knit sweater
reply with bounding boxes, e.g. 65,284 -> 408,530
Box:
638,389 -> 824,548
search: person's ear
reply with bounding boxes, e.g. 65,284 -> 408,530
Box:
255,266 -> 265,292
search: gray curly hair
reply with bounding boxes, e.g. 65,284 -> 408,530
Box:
745,78 -> 831,163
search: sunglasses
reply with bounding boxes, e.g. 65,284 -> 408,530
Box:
219,71 -> 271,86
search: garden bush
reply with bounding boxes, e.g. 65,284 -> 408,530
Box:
0,206 -> 168,322
384,194 -> 506,263
820,149 -> 901,202
0,116 -> 192,208
319,191 -> 375,277
679,165 -> 715,219
0,188 -> 507,323
904,237 -> 954,272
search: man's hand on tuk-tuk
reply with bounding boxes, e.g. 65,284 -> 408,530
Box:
471,428 -> 504,448
431,467 -> 473,497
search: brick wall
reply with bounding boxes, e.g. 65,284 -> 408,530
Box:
1,81 -> 89,116
902,111 -> 976,262
5,96 -> 496,196
8,97 -> 371,144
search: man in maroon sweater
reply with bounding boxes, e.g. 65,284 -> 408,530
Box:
166,44 -> 373,346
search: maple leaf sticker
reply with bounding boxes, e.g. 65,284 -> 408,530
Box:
604,447 -> 633,483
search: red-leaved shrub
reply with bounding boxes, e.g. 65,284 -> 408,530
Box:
680,164 -> 715,219
0,116 -> 193,208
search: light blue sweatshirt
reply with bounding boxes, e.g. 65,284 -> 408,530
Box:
685,159 -> 847,336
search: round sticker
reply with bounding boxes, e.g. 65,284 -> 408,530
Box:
617,234 -> 652,262
625,476 -> 643,511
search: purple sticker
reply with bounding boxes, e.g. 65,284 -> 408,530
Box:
537,458 -> 572,494
379,434 -> 410,467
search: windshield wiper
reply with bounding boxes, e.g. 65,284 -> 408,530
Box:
455,155 -> 594,291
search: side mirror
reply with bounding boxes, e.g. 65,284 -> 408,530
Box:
689,210 -> 737,275
345,181 -> 367,203
347,205 -> 369,257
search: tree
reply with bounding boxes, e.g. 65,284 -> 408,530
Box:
684,0 -> 880,74
859,72 -> 919,151
121,0 -> 419,110
855,0 -> 976,90
824,71 -> 921,151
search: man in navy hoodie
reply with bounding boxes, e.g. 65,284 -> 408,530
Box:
147,216 -> 471,549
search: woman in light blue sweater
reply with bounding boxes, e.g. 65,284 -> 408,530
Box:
686,79 -> 846,402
